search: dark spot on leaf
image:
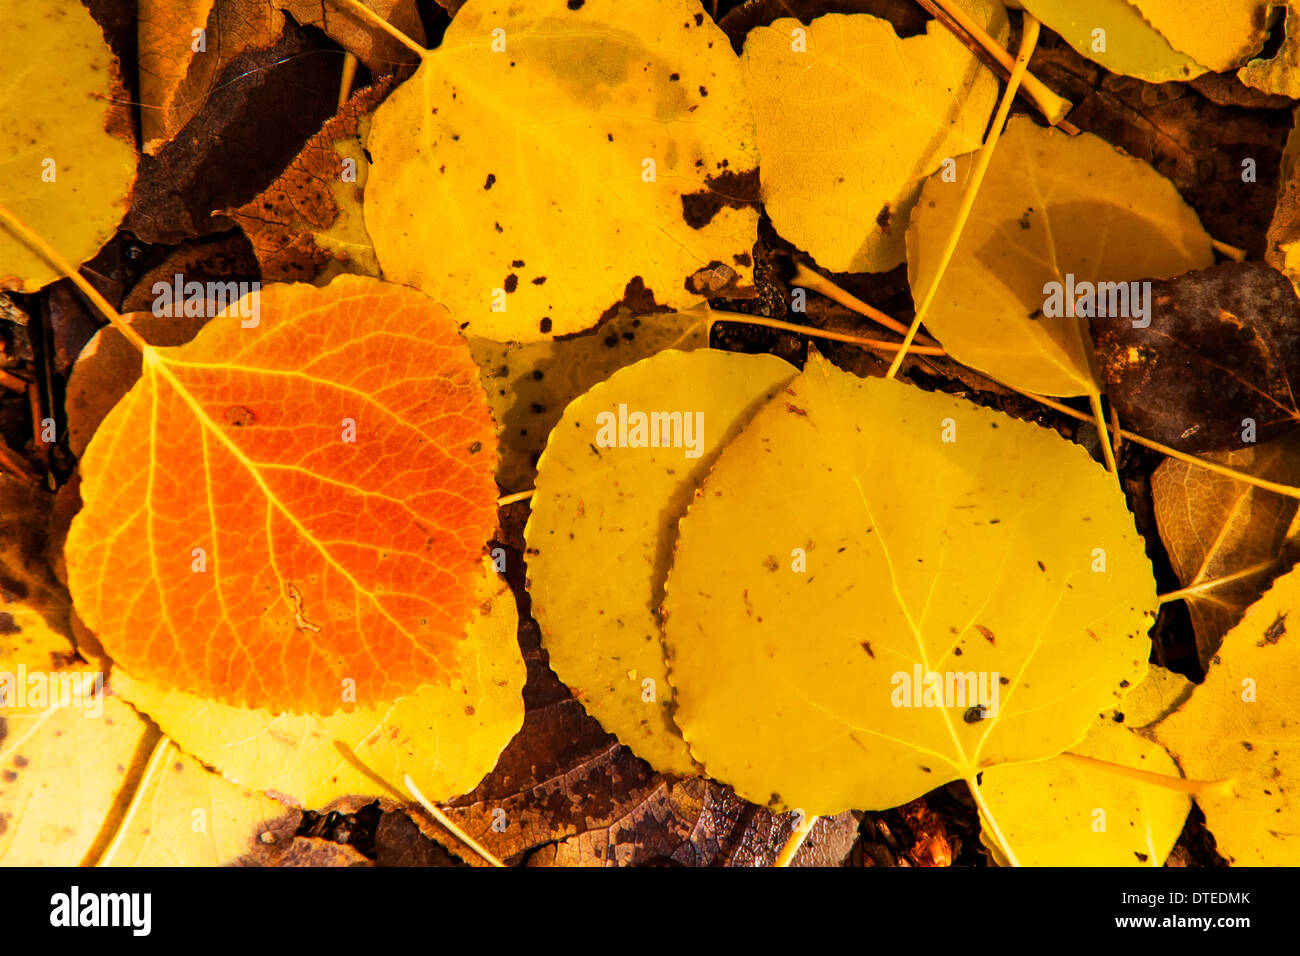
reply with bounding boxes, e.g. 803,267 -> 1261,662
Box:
225,405 -> 256,427
1260,611 -> 1287,646
504,274 -> 518,293
680,168 -> 760,229
484,173 -> 496,190
860,641 -> 874,658
539,318 -> 553,334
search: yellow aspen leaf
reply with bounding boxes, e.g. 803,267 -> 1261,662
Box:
99,740 -> 300,866
663,353 -> 1157,815
907,116 -> 1214,398
110,560 -> 525,810
470,307 -> 711,492
1017,0 -> 1206,81
978,669 -> 1192,866
525,349 -> 797,775
1128,0 -> 1269,72
63,275 -> 501,715
0,605 -> 152,866
1,3 -> 136,292
1152,563 -> 1300,865
364,0 -> 760,341
739,1 -> 1007,273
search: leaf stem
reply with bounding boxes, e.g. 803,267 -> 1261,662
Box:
886,14 -> 1041,379
1211,238 -> 1247,262
1088,391 -> 1119,476
789,262 -> 935,342
94,736 -> 173,867
916,0 -> 1074,129
1056,752 -> 1235,797
338,51 -> 359,109
775,813 -> 817,867
404,774 -> 506,868
965,774 -> 1021,866
708,311 -> 946,355
497,489 -> 534,506
784,269 -> 1300,500
0,203 -> 150,354
326,0 -> 427,57
1158,559 -> 1279,604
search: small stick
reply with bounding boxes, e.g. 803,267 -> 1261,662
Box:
1211,238 -> 1247,262
327,0 -> 427,57
497,489 -> 534,506
790,262 -> 939,344
709,311 -> 946,356
775,812 -> 817,867
0,368 -> 28,393
915,0 -> 1076,132
27,381 -> 49,468
338,52 -> 359,109
0,441 -> 39,485
404,774 -> 506,868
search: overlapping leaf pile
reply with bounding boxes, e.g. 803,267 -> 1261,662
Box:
5,0 -> 1300,868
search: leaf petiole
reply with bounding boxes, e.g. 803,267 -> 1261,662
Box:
1056,752 -> 1235,798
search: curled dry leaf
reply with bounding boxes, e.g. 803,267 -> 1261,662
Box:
1127,0 -> 1270,73
364,0 -> 761,341
64,276 -> 501,714
0,2 -> 136,292
663,352 -> 1157,815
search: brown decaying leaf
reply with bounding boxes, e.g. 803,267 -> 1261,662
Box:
718,0 -> 926,53
126,17 -> 340,243
1151,437 -> 1300,665
1090,262 -> 1300,453
225,79 -> 396,283
138,0 -> 424,152
0,476 -> 69,635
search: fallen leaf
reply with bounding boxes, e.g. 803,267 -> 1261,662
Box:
0,2 -> 136,292
364,0 -> 760,341
0,605 -> 152,865
125,16 -> 340,243
0,477 -> 70,634
99,740 -> 306,866
137,0 -> 424,152
1090,262 -> 1300,452
110,559 -> 525,809
979,668 -> 1192,866
739,1 -> 1007,272
1152,563 -> 1300,865
1018,0 -> 1206,81
1128,0 -> 1269,72
526,348 -> 796,774
1152,437 -> 1300,664
907,115 -> 1215,397
663,352 -> 1157,814
470,307 -> 711,493
226,79 -> 396,284
64,275 -> 500,714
